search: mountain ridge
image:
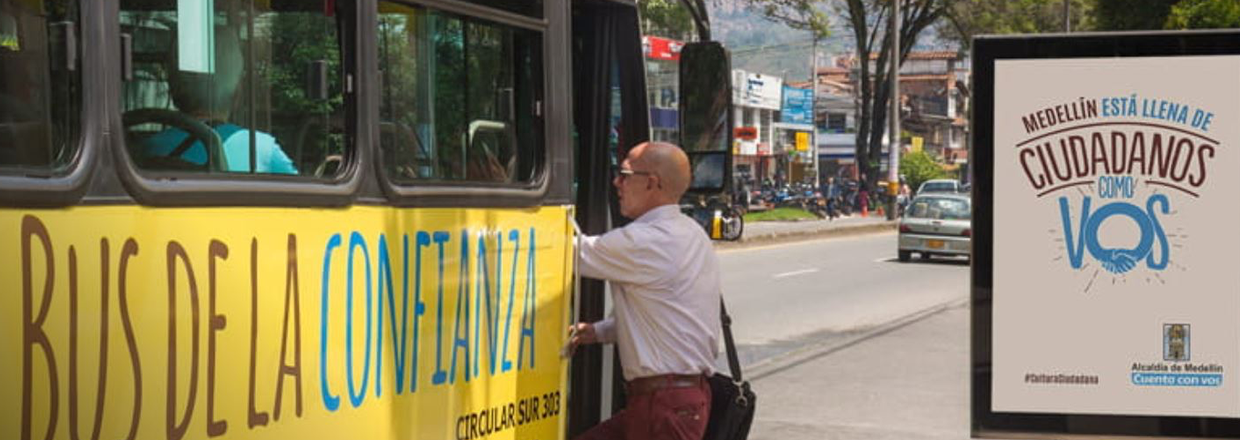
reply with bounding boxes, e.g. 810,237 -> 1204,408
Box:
709,3 -> 850,82
705,2 -> 955,82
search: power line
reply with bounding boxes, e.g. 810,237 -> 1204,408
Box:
729,38 -> 818,55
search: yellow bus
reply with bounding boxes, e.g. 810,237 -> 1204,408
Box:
0,0 -> 733,439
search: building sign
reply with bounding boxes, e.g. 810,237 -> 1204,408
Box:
817,132 -> 856,162
782,86 -> 814,125
732,70 -> 782,110
734,126 -> 757,141
641,36 -> 683,62
739,140 -> 757,156
795,132 -> 809,152
990,53 -> 1240,417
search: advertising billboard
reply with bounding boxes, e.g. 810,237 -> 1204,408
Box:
2,207 -> 574,440
782,86 -> 813,125
973,31 -> 1240,438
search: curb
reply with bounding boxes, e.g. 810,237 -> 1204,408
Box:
714,221 -> 897,250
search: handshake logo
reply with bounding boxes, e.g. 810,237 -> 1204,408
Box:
1058,194 -> 1172,274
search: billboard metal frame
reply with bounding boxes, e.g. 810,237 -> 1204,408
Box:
972,30 -> 1240,439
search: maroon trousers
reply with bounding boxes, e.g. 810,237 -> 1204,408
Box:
574,377 -> 712,440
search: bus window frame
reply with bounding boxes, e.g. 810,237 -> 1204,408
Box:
0,0 -> 97,207
106,0 -> 365,207
373,0 -> 556,208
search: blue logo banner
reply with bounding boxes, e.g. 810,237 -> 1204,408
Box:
782,86 -> 813,125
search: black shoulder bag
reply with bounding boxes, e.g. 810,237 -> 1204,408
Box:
703,299 -> 756,440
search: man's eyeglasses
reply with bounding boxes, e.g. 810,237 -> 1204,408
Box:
614,167 -> 655,181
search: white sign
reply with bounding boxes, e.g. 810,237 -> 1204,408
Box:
739,140 -> 757,156
992,55 -> 1240,417
732,69 -> 782,110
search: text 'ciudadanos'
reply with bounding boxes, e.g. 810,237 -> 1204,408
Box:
1013,95 -> 1221,276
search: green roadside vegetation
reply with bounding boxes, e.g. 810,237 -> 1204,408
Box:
744,207 -> 819,222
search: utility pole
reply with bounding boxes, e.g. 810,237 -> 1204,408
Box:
811,36 -> 820,188
1063,0 -> 1071,32
887,0 -> 900,220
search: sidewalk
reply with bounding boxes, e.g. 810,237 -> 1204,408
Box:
731,214 -> 895,247
747,304 -> 970,440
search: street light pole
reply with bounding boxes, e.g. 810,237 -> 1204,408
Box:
887,0 -> 900,220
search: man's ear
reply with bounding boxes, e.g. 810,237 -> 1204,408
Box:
651,175 -> 662,191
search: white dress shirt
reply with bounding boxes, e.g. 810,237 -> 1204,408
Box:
578,204 -> 722,381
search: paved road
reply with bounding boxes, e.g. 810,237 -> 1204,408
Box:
715,231 -> 975,439
717,231 -> 969,368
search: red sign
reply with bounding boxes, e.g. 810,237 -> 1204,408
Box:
734,126 -> 758,141
642,36 -> 683,61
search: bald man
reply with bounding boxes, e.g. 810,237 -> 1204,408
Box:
569,142 -> 722,440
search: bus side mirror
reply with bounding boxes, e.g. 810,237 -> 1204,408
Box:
678,41 -> 732,194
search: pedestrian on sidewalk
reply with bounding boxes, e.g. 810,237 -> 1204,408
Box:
823,176 -> 840,220
568,141 -> 722,440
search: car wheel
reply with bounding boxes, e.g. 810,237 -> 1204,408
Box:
898,250 -> 911,262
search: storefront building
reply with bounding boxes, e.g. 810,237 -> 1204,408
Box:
731,69 -> 782,185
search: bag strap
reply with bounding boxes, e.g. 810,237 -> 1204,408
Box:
720,298 -> 743,382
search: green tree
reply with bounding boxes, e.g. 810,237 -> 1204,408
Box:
841,0 -> 946,193
1094,0 -> 1179,30
261,10 -> 347,172
936,0 -> 1093,50
639,0 -> 695,40
1165,0 -> 1240,29
899,150 -> 946,193
267,13 -> 344,117
742,0 -> 832,38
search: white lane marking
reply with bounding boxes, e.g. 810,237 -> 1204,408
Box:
772,268 -> 820,279
715,230 -> 896,254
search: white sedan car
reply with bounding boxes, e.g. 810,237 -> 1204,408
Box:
898,193 -> 971,262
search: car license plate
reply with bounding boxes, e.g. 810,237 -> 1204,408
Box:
926,239 -> 944,249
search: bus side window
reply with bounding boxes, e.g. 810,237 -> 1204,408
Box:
377,2 -> 543,185
0,0 -> 82,174
119,0 -> 347,177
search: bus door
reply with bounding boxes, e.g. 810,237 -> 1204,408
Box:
566,2 -> 734,436
568,0 -> 649,436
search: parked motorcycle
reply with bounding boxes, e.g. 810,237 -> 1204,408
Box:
807,192 -> 830,219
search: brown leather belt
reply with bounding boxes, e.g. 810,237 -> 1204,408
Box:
626,374 -> 705,396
